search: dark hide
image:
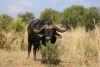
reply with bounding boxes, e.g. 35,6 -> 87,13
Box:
27,19 -> 67,60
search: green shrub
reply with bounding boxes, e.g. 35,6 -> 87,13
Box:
41,42 -> 61,64
12,18 -> 26,35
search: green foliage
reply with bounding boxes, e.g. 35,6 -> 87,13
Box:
63,6 -> 87,28
87,7 -> 100,22
0,14 -> 13,31
62,6 -> 100,30
0,14 -> 14,49
40,8 -> 62,24
41,42 -> 61,64
85,7 -> 100,30
13,18 -> 26,35
18,12 -> 35,24
0,14 -> 27,50
85,21 -> 95,31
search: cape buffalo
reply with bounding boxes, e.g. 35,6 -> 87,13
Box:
27,19 -> 68,60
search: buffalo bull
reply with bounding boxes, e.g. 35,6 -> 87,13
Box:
27,19 -> 68,60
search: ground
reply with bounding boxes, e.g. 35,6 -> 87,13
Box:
0,49 -> 69,67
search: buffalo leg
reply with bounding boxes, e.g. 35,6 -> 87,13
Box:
27,43 -> 32,59
33,47 -> 37,60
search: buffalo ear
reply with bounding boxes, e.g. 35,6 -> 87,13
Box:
55,35 -> 62,38
34,29 -> 40,33
38,34 -> 43,37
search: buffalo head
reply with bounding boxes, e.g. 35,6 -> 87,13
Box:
34,20 -> 68,44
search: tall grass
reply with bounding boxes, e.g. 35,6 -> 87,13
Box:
60,26 -> 100,67
0,26 -> 100,67
0,30 -> 28,51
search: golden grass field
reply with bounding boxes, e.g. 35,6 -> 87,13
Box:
0,26 -> 100,67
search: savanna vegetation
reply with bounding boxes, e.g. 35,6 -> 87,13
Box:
0,5 -> 100,67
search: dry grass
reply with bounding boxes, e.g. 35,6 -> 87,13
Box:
1,26 -> 100,67
59,26 -> 100,67
0,49 -> 45,67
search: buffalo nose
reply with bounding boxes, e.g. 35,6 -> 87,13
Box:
46,37 -> 51,40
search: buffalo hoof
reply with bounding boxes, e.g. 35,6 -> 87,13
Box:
41,60 -> 45,64
33,58 -> 36,61
26,55 -> 30,60
41,59 -> 47,64
33,57 -> 36,61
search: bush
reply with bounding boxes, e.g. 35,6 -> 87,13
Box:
41,42 -> 61,64
13,18 -> 26,34
0,14 -> 13,31
0,17 -> 26,51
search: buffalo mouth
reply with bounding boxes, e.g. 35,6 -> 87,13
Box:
46,37 -> 51,40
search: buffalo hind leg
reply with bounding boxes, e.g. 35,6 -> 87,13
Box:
27,43 -> 32,59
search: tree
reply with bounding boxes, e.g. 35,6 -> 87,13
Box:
63,5 -> 87,28
88,7 -> 100,22
85,7 -> 100,30
0,14 -> 13,31
12,18 -> 26,35
40,8 -> 61,24
18,12 -> 35,24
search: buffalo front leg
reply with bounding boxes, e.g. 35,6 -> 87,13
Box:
26,43 -> 32,59
33,47 -> 37,60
